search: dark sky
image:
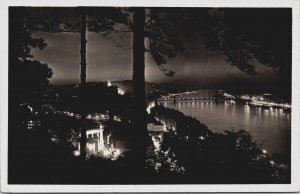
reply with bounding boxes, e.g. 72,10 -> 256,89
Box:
30,7 -> 286,90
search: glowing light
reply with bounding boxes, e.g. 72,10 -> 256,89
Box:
107,81 -> 112,87
73,150 -> 80,156
107,133 -> 111,144
103,149 -> 111,157
115,148 -> 121,156
28,106 -> 33,112
87,143 -> 95,151
146,102 -> 155,114
262,149 -> 267,154
229,100 -> 236,104
117,88 -> 124,95
152,136 -> 161,151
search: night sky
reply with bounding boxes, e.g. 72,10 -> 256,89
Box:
30,7 -> 285,90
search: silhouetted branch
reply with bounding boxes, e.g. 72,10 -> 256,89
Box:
97,32 -> 131,50
29,17 -> 81,33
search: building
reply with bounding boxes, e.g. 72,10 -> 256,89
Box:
76,125 -> 105,154
74,124 -> 127,160
86,128 -> 105,154
147,123 -> 166,133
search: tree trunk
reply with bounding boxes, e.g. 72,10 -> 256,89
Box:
131,8 -> 150,153
80,12 -> 87,160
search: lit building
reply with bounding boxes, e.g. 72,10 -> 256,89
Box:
76,125 -> 105,154
74,124 -> 127,160
147,122 -> 167,151
27,119 -> 41,130
147,123 -> 166,133
86,127 -> 105,153
117,88 -> 125,95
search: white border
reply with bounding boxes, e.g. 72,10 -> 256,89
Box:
1,0 -> 300,193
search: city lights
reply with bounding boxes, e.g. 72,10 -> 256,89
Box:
73,150 -> 80,156
117,88 -> 125,95
146,101 -> 155,114
262,149 -> 267,154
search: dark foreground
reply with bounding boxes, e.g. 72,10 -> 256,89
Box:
8,105 -> 290,184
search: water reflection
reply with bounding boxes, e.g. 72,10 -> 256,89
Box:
164,101 -> 291,156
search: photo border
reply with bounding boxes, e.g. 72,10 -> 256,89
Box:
1,0 -> 299,192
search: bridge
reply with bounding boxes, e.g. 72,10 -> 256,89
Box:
159,90 -> 225,103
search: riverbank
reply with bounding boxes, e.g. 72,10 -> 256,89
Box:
162,100 -> 291,157
149,105 -> 290,183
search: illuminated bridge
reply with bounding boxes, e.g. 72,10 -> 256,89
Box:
159,90 -> 225,102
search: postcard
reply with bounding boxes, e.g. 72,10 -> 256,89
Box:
1,0 -> 299,192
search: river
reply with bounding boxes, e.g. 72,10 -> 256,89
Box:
163,101 -> 291,157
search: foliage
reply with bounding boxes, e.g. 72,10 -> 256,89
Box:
145,8 -> 184,77
193,8 -> 291,77
10,60 -> 52,106
9,7 -> 53,106
29,7 -> 129,44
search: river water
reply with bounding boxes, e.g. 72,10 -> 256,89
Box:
163,101 -> 291,156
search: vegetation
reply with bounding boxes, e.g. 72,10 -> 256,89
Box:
149,106 -> 290,183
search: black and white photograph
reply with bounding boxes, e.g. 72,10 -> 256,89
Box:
1,0 -> 300,192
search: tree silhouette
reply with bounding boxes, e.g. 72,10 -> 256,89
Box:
190,8 -> 291,99
131,8 -> 148,152
129,8 -> 184,155
9,7 -> 53,107
9,7 -> 53,183
29,7 -> 128,159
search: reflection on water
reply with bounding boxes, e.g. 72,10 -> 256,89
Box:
164,101 -> 291,156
